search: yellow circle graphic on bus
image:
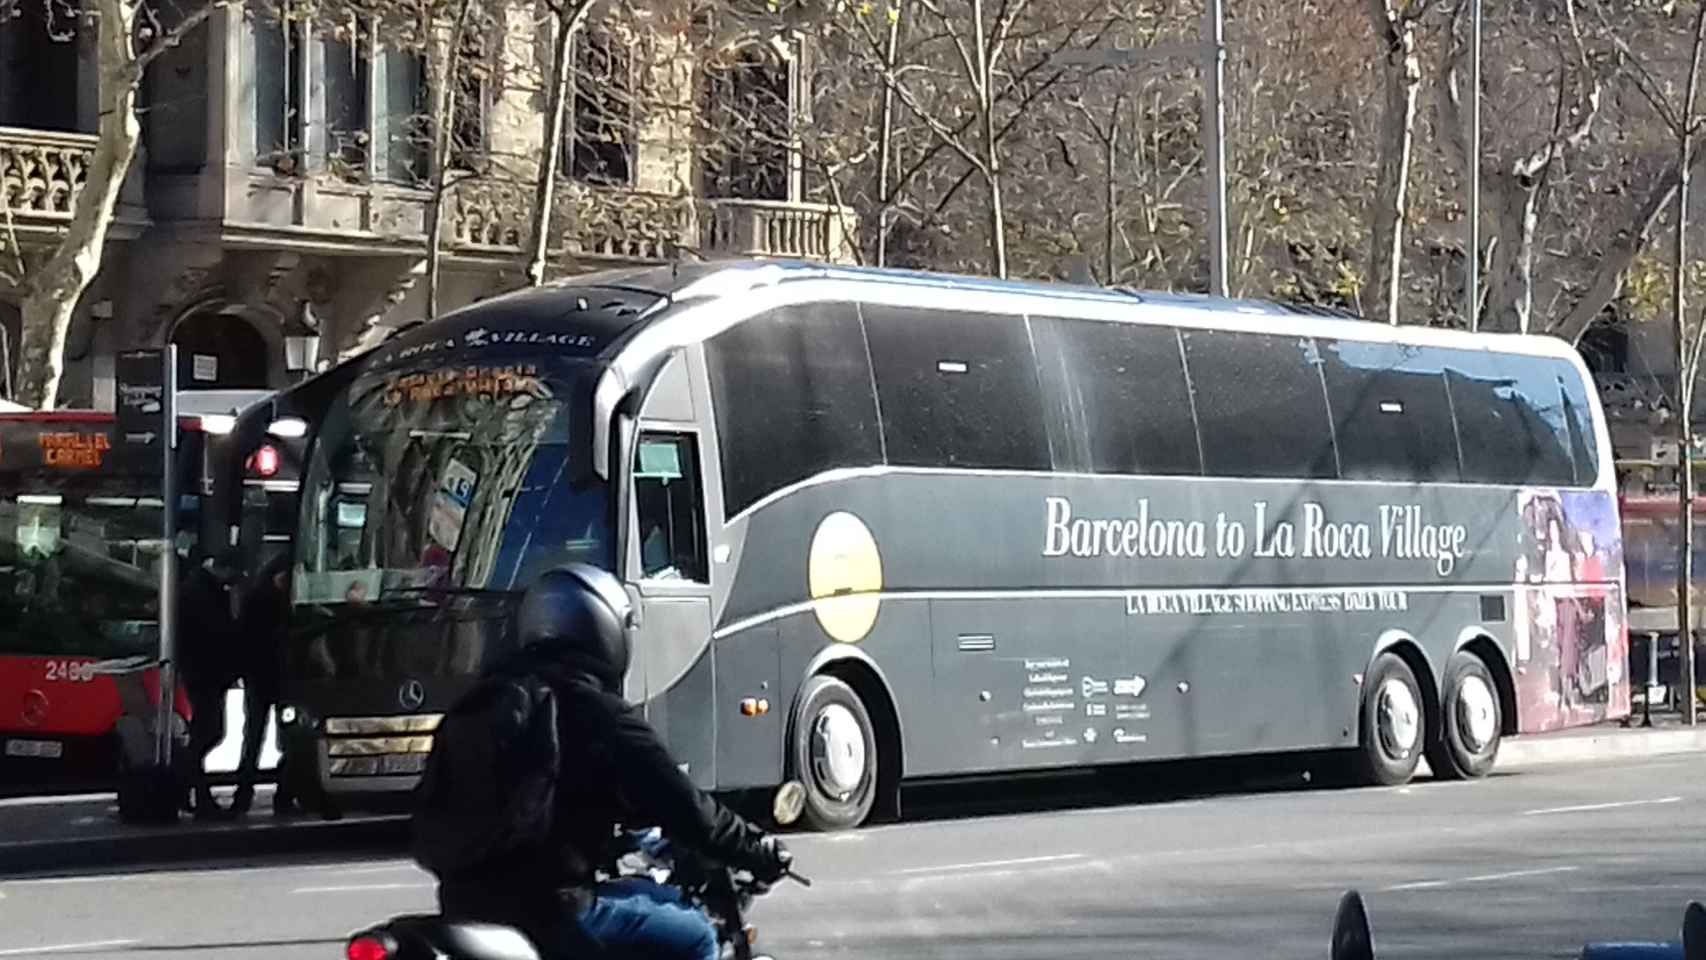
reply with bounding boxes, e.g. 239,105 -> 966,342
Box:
808,511 -> 884,644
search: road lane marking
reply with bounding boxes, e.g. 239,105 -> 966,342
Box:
893,853 -> 1086,875
1384,865 -> 1579,891
1523,797 -> 1682,816
338,863 -> 426,876
293,881 -> 435,894
0,875 -> 137,887
0,941 -> 139,957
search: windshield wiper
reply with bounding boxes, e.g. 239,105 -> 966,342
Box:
380,585 -> 515,599
288,591 -> 516,642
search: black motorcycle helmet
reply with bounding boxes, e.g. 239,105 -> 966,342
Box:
515,563 -> 635,693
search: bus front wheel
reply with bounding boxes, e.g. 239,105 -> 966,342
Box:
788,675 -> 878,831
1425,651 -> 1502,780
1353,653 -> 1425,787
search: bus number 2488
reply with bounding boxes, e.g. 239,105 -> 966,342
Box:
43,660 -> 97,683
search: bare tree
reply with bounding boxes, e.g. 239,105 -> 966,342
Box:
1435,0 -> 1606,334
6,0 -> 225,408
855,0 -> 1114,277
1361,0 -> 1433,324
422,0 -> 485,317
524,0 -> 600,287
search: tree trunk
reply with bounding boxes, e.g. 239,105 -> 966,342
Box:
1364,3 -> 1422,326
15,0 -> 142,409
1104,124 -> 1118,284
875,0 -> 906,267
1479,173 -> 1541,333
970,0 -> 1006,278
422,0 -> 477,319
526,3 -> 588,286
1550,152 -> 1706,345
1676,0 -> 1706,728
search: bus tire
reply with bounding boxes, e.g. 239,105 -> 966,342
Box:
789,675 -> 878,831
1353,652 -> 1425,787
1425,651 -> 1502,780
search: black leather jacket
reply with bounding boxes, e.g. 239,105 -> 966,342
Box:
437,651 -> 770,922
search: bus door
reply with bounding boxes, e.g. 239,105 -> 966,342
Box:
621,354 -> 720,788
625,428 -> 717,788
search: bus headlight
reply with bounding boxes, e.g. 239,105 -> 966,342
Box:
280,705 -> 298,725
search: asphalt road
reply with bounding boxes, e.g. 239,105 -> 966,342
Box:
0,756 -> 1701,960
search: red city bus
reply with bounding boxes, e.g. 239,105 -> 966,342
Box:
0,401 -> 302,793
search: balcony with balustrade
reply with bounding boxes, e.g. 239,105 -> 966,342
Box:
449,179 -> 860,267
0,127 -> 148,254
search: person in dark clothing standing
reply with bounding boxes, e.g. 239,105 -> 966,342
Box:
174,554 -> 242,819
414,564 -> 789,960
229,551 -> 293,817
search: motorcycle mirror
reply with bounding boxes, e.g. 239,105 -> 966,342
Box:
1684,902 -> 1704,960
1330,890 -> 1375,960
772,781 -> 807,827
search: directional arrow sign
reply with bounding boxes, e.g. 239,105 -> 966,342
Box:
115,349 -> 166,468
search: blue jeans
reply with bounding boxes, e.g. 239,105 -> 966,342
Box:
572,877 -> 718,960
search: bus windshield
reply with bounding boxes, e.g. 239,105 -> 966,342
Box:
293,361 -> 611,607
0,491 -> 173,659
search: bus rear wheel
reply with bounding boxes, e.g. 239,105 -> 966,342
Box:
1425,651 -> 1502,780
1353,653 -> 1425,787
789,675 -> 878,831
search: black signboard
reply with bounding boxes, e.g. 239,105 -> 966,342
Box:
116,348 -> 167,458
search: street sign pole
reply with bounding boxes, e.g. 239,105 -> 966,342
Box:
116,346 -> 178,807
1467,0 -> 1482,332
152,345 -> 179,769
1202,0 -> 1230,298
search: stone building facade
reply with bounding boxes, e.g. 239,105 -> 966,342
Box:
0,1 -> 857,407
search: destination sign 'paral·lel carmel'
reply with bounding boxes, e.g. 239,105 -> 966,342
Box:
38,431 -> 110,469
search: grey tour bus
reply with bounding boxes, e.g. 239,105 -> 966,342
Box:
246,260 -> 1627,828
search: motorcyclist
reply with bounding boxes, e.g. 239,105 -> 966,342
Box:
419,563 -> 791,960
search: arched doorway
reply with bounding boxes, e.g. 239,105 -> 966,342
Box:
170,310 -> 271,389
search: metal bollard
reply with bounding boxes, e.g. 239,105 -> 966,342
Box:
1647,631 -> 1661,727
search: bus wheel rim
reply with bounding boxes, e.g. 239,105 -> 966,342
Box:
811,703 -> 866,798
1377,678 -> 1419,760
1457,674 -> 1497,752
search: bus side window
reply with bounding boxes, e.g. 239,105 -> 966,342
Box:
634,433 -> 709,584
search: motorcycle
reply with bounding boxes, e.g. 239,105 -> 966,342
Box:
343,783 -> 811,960
1329,889 -> 1706,960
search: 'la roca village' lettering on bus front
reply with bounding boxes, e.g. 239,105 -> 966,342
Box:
1041,496 -> 1470,577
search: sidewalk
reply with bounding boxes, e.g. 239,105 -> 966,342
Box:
0,786 -> 407,877
1493,714 -> 1706,770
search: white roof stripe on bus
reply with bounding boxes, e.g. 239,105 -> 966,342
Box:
642,269 -> 1590,361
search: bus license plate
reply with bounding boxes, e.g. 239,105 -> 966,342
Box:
4,739 -> 64,759
380,754 -> 425,775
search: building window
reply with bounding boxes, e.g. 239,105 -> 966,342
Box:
701,45 -> 790,201
323,27 -> 371,178
0,1 -> 84,132
449,31 -> 491,171
250,11 -> 426,184
564,26 -> 634,186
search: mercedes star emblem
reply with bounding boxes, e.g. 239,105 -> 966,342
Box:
398,679 -> 426,711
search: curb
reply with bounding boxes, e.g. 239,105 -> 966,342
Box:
1497,726 -> 1706,770
0,814 -> 408,877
